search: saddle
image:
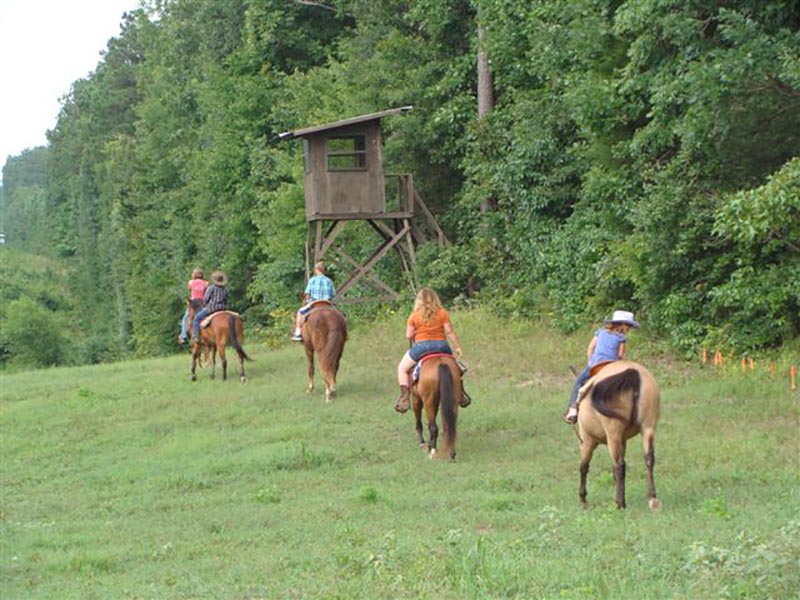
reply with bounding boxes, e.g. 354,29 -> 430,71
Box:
412,352 -> 454,383
200,310 -> 238,329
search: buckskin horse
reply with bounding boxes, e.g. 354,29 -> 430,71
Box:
188,303 -> 251,383
575,360 -> 661,510
412,353 -> 461,460
301,302 -> 347,403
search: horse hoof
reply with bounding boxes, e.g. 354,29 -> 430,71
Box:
418,442 -> 427,451
429,448 -> 436,459
240,376 -> 247,384
648,498 -> 661,512
190,374 -> 197,381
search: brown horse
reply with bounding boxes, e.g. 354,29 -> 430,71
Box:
188,303 -> 251,382
575,360 -> 661,510
302,304 -> 347,402
412,354 -> 461,460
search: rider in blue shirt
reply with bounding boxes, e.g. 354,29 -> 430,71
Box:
564,310 -> 639,424
292,261 -> 336,341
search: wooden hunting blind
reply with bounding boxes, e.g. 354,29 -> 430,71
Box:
278,107 -> 446,304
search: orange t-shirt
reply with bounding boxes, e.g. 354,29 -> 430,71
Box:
407,308 -> 450,342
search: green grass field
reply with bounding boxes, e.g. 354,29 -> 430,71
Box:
2,310 -> 798,599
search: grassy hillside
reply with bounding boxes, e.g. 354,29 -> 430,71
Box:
1,310 -> 798,599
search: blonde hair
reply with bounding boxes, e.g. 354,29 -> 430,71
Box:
413,287 -> 443,322
191,267 -> 204,279
314,261 -> 326,274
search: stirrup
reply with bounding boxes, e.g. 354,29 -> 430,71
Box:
459,391 -> 472,408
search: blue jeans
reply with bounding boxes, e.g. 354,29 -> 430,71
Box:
567,364 -> 592,410
192,307 -> 214,339
179,309 -> 189,341
409,340 -> 452,362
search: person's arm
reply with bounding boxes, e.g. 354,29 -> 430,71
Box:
444,321 -> 462,358
618,341 -> 626,360
586,337 -> 597,363
405,324 -> 416,344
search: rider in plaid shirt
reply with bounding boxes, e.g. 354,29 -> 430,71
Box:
191,270 -> 228,342
292,261 -> 336,341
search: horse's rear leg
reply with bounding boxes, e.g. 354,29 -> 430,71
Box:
209,345 -> 217,380
642,428 -> 660,511
425,400 -> 439,458
323,368 -> 337,403
607,437 -> 627,509
579,437 -> 598,507
412,392 -> 425,449
305,345 -> 315,394
218,342 -> 228,382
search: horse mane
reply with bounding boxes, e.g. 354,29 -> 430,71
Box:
590,368 -> 640,422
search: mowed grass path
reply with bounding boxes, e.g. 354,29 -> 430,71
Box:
2,310 -> 798,599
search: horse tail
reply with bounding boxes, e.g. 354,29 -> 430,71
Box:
438,363 -> 457,455
320,323 -> 345,376
590,368 -> 640,422
228,314 -> 252,361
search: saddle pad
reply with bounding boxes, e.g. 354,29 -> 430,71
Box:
200,310 -> 238,329
412,352 -> 454,383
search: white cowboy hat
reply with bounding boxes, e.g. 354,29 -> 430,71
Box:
604,310 -> 640,328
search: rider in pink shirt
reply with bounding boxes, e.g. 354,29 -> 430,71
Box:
179,268 -> 208,344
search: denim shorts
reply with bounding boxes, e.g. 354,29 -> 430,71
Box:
409,340 -> 452,362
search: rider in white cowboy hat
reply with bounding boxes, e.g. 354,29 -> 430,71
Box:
191,270 -> 228,343
564,309 -> 640,424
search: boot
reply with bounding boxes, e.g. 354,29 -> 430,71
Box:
460,386 -> 472,408
394,385 -> 410,413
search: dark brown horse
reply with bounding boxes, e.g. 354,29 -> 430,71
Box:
412,354 -> 461,460
187,303 -> 251,382
575,360 -> 661,510
302,304 -> 347,402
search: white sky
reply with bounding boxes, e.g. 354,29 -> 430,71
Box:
0,0 -> 139,176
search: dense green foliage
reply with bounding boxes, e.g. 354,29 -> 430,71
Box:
1,0 -> 798,367
2,311 -> 798,597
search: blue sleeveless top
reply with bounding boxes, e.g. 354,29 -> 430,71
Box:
589,329 -> 626,366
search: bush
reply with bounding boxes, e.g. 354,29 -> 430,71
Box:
0,296 -> 68,367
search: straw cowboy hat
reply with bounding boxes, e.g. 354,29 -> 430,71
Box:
604,310 -> 640,328
210,270 -> 228,287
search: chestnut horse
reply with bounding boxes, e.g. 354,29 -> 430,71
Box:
188,303 -> 251,382
302,304 -> 347,402
575,360 -> 661,510
412,354 -> 461,460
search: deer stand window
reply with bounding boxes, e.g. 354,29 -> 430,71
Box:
278,107 -> 446,304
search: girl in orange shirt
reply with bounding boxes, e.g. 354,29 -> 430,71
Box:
395,287 -> 471,413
